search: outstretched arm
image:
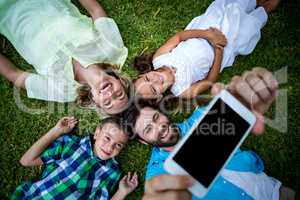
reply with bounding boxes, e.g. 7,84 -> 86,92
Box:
153,27 -> 227,60
179,47 -> 223,98
153,29 -> 209,59
0,53 -> 29,89
79,0 -> 107,21
19,117 -> 78,167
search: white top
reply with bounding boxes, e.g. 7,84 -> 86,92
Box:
221,169 -> 281,200
153,0 -> 268,96
0,0 -> 127,102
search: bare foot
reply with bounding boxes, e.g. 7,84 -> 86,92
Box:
262,0 -> 281,13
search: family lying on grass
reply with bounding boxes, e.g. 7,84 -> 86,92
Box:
0,0 -> 296,199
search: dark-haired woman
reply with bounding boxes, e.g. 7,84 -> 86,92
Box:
133,0 -> 279,100
0,0 -> 130,115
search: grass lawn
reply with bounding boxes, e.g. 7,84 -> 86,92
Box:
0,0 -> 299,199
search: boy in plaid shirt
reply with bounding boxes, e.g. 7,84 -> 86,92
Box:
12,116 -> 138,200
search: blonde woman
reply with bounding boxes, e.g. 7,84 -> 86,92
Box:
0,0 -> 131,114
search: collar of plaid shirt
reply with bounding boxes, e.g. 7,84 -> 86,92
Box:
12,134 -> 122,200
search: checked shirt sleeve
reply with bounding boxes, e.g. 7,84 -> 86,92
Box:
40,135 -> 75,164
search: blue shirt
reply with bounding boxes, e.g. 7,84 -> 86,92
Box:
145,107 -> 266,200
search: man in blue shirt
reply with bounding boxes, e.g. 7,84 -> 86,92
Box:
123,68 -> 295,200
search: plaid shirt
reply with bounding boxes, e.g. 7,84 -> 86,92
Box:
12,134 -> 121,200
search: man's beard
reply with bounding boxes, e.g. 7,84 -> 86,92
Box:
154,125 -> 181,148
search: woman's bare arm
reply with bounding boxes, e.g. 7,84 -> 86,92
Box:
153,27 -> 227,60
153,29 -> 209,59
79,0 -> 107,21
0,53 -> 29,89
179,47 -> 223,98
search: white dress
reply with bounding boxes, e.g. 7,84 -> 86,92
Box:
0,0 -> 127,102
153,0 -> 268,96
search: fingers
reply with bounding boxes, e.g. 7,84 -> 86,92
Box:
125,172 -> 139,186
127,172 -> 132,183
142,190 -> 191,200
60,116 -> 78,128
252,67 -> 278,92
132,172 -> 139,186
66,117 -> 78,128
209,26 -> 227,46
121,174 -> 127,182
235,76 -> 261,109
211,82 -> 226,96
216,44 -> 224,50
145,175 -> 193,194
224,68 -> 278,115
245,72 -> 271,102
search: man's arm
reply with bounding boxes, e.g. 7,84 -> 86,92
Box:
78,0 -> 107,21
20,117 -> 78,167
142,175 -> 193,200
142,68 -> 279,199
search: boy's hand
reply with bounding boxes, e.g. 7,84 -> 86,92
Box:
54,116 -> 78,135
206,27 -> 227,49
118,172 -> 139,196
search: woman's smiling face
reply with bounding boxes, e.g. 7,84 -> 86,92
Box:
90,73 -> 129,114
134,69 -> 174,99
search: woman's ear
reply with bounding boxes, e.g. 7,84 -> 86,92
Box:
138,139 -> 149,145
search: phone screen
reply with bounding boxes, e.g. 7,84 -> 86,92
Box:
173,99 -> 251,188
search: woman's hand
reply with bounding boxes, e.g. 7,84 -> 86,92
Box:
53,116 -> 78,136
118,172 -> 139,196
206,27 -> 227,49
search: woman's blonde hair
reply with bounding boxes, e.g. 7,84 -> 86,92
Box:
75,63 -> 133,117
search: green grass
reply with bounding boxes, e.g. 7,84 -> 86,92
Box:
1,0 -> 300,199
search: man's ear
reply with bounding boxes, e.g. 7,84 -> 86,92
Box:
138,139 -> 149,145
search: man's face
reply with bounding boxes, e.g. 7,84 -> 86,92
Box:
93,122 -> 128,160
134,107 -> 180,147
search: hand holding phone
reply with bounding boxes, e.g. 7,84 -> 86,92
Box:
164,90 -> 256,198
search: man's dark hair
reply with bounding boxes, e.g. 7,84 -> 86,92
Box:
120,101 -> 154,139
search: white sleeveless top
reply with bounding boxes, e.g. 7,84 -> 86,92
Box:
153,0 -> 267,96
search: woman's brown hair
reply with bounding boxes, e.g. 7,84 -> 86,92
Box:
133,52 -> 155,74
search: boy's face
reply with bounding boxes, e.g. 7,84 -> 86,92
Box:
93,122 -> 128,160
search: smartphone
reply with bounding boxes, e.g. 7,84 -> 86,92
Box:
164,90 -> 256,198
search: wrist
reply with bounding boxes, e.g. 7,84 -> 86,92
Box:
202,29 -> 209,39
115,189 -> 128,199
50,126 -> 64,138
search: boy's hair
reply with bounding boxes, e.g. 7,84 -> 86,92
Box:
99,117 -> 133,139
